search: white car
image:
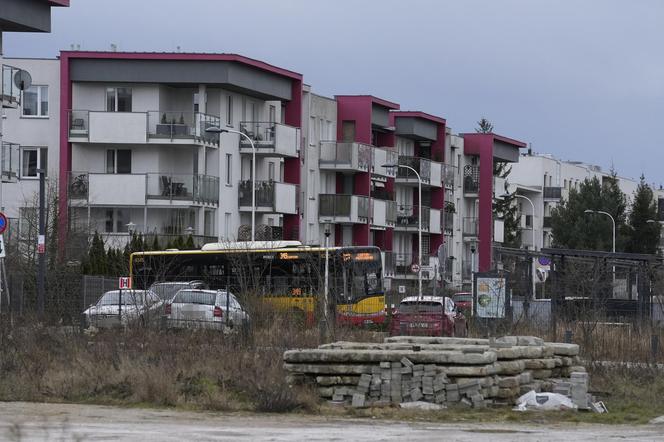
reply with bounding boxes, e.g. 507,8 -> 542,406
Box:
149,280 -> 208,301
164,289 -> 250,331
83,289 -> 163,329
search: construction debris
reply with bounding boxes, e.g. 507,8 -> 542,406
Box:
284,335 -> 591,409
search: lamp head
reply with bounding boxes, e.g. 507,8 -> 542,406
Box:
584,209 -> 595,214
205,126 -> 227,134
382,163 -> 397,168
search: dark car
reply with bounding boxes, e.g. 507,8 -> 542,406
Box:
452,292 -> 473,316
389,296 -> 467,337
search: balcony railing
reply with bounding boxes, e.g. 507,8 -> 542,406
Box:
384,252 -> 437,279
147,111 -> 221,145
239,121 -> 300,157
147,174 -> 219,204
68,110 -> 89,137
443,211 -> 454,233
372,147 -> 398,178
238,180 -> 298,214
371,188 -> 394,201
69,172 -> 89,200
319,141 -> 371,171
462,217 -> 478,236
442,163 -> 456,188
397,156 -> 431,182
463,165 -> 480,194
1,142 -> 19,182
386,200 -> 397,225
1,64 -> 21,107
543,186 -> 562,200
319,194 -> 369,221
395,205 -> 431,229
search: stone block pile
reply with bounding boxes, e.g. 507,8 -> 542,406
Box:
283,335 -> 590,409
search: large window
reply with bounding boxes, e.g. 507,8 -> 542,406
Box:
20,147 -> 47,178
22,86 -> 48,117
225,153 -> 232,185
226,95 -> 233,126
106,149 -> 132,174
105,87 -> 132,112
104,209 -> 129,233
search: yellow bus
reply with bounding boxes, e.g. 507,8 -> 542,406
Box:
129,241 -> 386,326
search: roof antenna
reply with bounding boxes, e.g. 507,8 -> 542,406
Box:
176,45 -> 181,52
110,43 -> 117,52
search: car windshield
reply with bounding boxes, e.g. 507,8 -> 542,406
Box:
150,283 -> 190,300
398,301 -> 444,314
172,290 -> 218,305
454,294 -> 472,302
98,291 -> 143,305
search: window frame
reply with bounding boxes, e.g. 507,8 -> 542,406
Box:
19,146 -> 47,179
226,95 -> 234,127
105,149 -> 132,174
225,153 -> 232,186
21,85 -> 49,118
105,87 -> 132,112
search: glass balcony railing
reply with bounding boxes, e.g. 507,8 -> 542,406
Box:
147,111 -> 220,145
395,205 -> 430,229
146,173 -> 219,204
239,121 -> 300,157
1,142 -> 19,182
68,110 -> 89,137
1,64 -> 21,107
543,186 -> 562,199
463,165 -> 480,194
319,194 -> 369,220
371,188 -> 394,201
442,163 -> 456,188
238,180 -> 275,208
462,217 -> 478,236
397,156 -> 431,182
319,141 -> 371,171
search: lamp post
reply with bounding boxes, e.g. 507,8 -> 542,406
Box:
383,163 -> 423,300
323,225 -> 331,336
501,192 -> 537,251
585,209 -> 616,288
206,126 -> 256,242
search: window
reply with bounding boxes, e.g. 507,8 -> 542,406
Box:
106,149 -> 131,174
22,86 -> 48,117
20,147 -> 47,178
268,162 -> 275,181
193,92 -> 200,113
105,87 -> 132,112
269,105 -> 276,123
224,213 -> 231,240
225,153 -> 232,185
309,116 -> 316,145
226,95 -> 233,126
104,209 -> 129,233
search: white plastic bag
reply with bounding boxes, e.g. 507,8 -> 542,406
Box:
514,390 -> 577,411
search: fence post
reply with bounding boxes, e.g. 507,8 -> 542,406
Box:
652,334 -> 659,363
564,329 -> 573,344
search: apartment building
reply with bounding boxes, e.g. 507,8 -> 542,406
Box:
509,151 -> 661,251
1,0 -> 69,230
55,51 -> 303,249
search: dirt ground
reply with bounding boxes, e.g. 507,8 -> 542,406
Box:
0,402 -> 662,441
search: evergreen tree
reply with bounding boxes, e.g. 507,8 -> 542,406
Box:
551,176 -> 627,251
625,175 -> 661,254
151,235 -> 161,251
86,232 -> 108,275
476,117 -> 494,134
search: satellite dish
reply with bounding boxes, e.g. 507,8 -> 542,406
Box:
14,70 -> 32,91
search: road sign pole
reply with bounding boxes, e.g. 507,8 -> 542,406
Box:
37,169 -> 46,316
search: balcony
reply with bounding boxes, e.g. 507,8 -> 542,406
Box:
147,174 -> 219,205
372,147 -> 398,178
319,194 -> 369,224
463,165 -> 480,195
148,111 -> 220,146
67,110 -> 220,146
442,163 -> 456,189
543,186 -> 562,200
443,211 -> 454,234
395,205 -> 431,231
462,217 -> 478,237
396,156 -> 431,185
238,180 -> 298,214
429,208 -> 442,234
371,199 -> 397,228
371,187 -> 394,201
1,142 -> 19,183
1,65 -> 21,108
239,121 -> 300,158
69,172 -> 219,207
319,141 -> 371,172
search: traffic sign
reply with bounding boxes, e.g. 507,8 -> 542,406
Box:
0,235 -> 5,258
0,212 -> 7,235
410,263 -> 420,273
119,277 -> 132,289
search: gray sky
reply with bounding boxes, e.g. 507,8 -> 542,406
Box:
4,0 -> 663,183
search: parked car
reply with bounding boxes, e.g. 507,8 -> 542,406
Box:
389,296 -> 467,337
149,280 -> 208,301
163,289 -> 250,332
452,292 -> 473,316
83,289 -> 163,329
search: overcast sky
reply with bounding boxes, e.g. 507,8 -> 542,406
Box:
4,0 -> 663,184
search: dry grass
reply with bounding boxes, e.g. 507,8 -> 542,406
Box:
0,310 -> 379,413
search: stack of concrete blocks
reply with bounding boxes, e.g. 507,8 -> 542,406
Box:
283,335 -> 586,409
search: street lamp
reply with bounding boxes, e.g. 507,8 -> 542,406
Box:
501,192 -> 537,251
206,126 -> 256,242
585,209 -> 616,289
383,163 -> 423,301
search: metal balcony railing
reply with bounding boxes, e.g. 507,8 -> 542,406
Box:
319,141 -> 371,171
371,188 -> 394,201
319,194 -> 369,219
396,205 -> 430,229
462,217 -> 478,236
238,180 -> 275,208
443,211 -> 454,233
1,64 -> 21,107
463,165 -> 480,194
543,186 -> 562,199
1,141 -> 19,182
